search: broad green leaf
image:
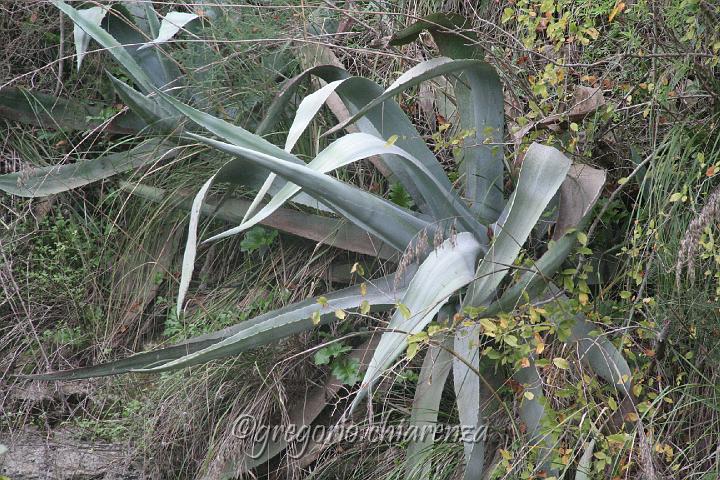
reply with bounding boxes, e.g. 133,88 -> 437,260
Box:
0,139 -> 177,197
28,271 -> 410,380
406,335 -> 453,479
463,143 -> 571,308
139,271 -> 412,372
353,233 -> 482,410
138,11 -> 198,50
73,6 -> 109,71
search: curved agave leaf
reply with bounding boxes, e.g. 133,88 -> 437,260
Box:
138,11 -> 198,50
0,139 -> 177,197
123,183 -> 397,259
29,270 -> 412,381
206,132 -> 477,244
463,143 -> 571,308
352,233 -> 482,411
575,437 -> 596,480
54,1 -> 160,93
389,13 -> 478,59
483,163 -> 606,317
256,63 -> 478,224
320,57 -> 503,224
390,14 -> 505,222
73,6 -> 109,71
242,79 -> 348,222
187,133 -> 432,251
174,131 -> 431,314
406,335 -> 454,479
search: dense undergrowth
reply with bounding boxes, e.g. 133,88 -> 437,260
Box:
1,1 -> 719,479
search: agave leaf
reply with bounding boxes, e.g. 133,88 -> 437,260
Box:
140,272 -> 412,372
0,139 -> 177,197
326,58 -> 483,137
55,1 -> 156,93
483,164 -> 606,317
574,438 -> 596,480
390,14 -> 504,222
316,58 -> 500,224
108,73 -> 179,131
353,233 -> 482,410
138,11 -> 198,50
243,79 -> 348,224
405,334 -> 454,479
453,324 -> 489,478
206,132 -> 477,245
186,132 -> 432,252
454,65 -> 505,222
255,65 -> 349,136
177,175 -> 213,315
258,63 -> 471,222
141,2 -> 162,38
0,87 -> 145,134
553,164 -> 606,240
56,0 -> 183,93
515,358 -> 557,475
106,75 -> 327,213
389,13 -> 478,59
29,271 -> 411,381
122,183 -> 397,259
73,6 -> 109,71
173,131 -> 429,314
463,143 -> 571,308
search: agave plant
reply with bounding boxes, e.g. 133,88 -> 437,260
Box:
4,3 -> 644,478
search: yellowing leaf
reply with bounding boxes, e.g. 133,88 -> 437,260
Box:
669,192 -> 684,202
311,310 -> 321,325
396,303 -> 411,320
608,1 -> 626,22
523,391 -> 535,400
335,309 -> 347,320
351,262 -> 365,276
553,357 -> 570,369
479,318 -> 497,335
577,231 -> 588,246
360,300 -> 371,315
624,412 -> 639,422
359,282 -> 368,296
